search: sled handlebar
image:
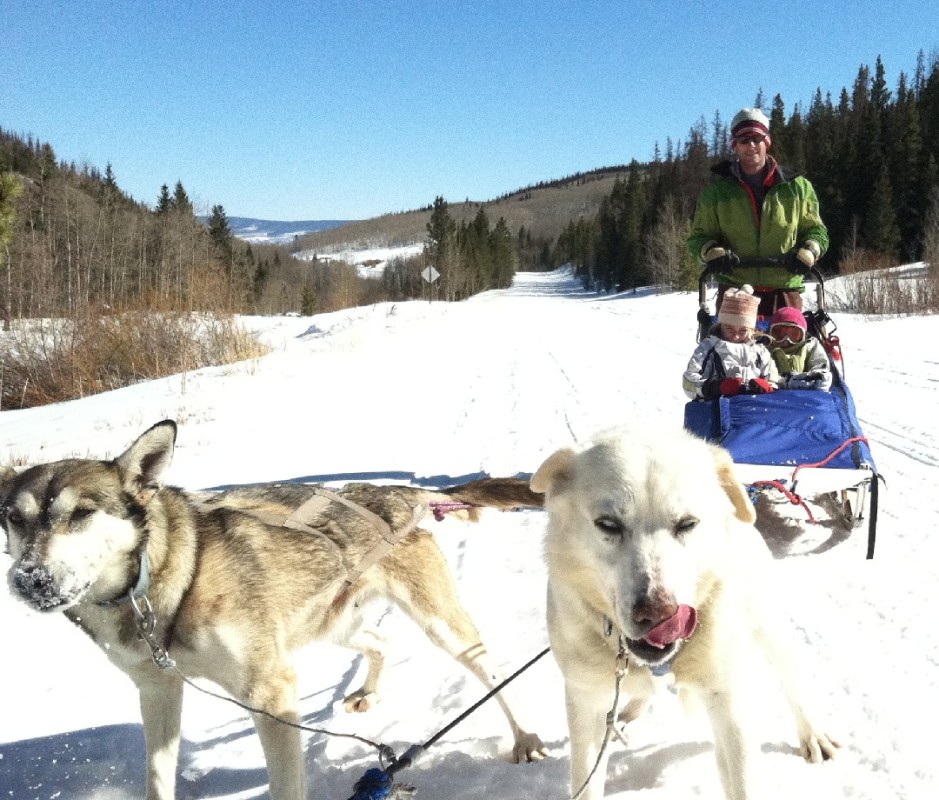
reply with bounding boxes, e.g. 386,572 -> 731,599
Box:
697,258 -> 826,312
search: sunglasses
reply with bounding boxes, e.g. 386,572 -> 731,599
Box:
734,134 -> 767,146
770,323 -> 805,345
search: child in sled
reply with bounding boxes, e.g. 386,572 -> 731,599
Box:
683,284 -> 780,401
767,306 -> 832,391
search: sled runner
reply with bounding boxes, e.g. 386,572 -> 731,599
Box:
683,259 -> 881,558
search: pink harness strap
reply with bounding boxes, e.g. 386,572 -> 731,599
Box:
429,501 -> 478,521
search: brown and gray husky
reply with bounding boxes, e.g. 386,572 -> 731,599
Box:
1,420 -> 546,800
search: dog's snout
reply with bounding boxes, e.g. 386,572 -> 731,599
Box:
11,564 -> 67,611
632,592 -> 678,627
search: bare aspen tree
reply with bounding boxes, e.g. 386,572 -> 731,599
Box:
643,195 -> 692,291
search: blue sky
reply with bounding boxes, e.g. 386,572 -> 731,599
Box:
3,1 -> 936,221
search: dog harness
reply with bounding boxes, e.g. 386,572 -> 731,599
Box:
196,487 -> 426,605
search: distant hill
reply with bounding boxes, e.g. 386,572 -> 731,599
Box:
223,217 -> 353,245
291,166 -> 633,254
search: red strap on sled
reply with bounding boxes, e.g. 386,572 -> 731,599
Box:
750,480 -> 816,524
752,437 -> 870,527
822,333 -> 842,362
790,436 -> 869,485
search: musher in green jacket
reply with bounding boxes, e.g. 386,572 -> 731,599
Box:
687,108 -> 829,315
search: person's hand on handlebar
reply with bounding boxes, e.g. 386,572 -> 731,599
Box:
785,241 -> 821,274
701,242 -> 740,273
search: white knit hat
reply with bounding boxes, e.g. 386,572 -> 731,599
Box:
731,108 -> 770,140
718,284 -> 759,329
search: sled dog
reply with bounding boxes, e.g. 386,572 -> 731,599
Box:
531,423 -> 839,800
1,420 -> 546,800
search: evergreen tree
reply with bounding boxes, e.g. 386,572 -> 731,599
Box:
914,49 -> 928,99
156,184 -> 172,214
208,204 -> 234,268
173,181 -> 193,216
871,56 -> 892,116
753,88 -> 766,112
300,282 -> 316,315
682,118 -> 711,197
593,161 -> 648,291
619,160 -> 648,289
887,73 -> 925,257
490,217 -> 517,288
864,163 -> 900,256
595,182 -> 623,291
848,91 -> 886,238
555,218 -> 595,281
769,95 -> 788,162
786,104 -> 808,173
464,207 -> 493,292
426,196 -> 457,298
710,110 -> 727,157
851,64 -> 872,115
253,259 -> 269,303
103,163 -> 118,192
920,58 -> 939,166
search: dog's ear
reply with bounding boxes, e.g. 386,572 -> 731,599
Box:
0,464 -> 17,506
711,445 -> 756,525
115,420 -> 178,504
531,447 -> 576,496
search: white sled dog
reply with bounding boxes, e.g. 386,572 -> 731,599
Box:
531,423 -> 839,800
1,420 -> 546,800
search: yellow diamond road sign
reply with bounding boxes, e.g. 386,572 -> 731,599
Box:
421,266 -> 440,283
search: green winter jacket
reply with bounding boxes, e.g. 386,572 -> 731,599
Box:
687,158 -> 829,291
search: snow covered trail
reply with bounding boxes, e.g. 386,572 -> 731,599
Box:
1,268 -> 937,799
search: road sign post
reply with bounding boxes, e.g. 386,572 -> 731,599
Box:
421,266 -> 440,302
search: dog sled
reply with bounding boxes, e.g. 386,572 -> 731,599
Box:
683,258 -> 881,558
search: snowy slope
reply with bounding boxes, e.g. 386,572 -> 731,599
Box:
1,269 -> 936,799
224,217 -> 352,245
294,242 -> 426,278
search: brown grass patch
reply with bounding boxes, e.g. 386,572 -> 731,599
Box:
835,248 -> 939,315
1,308 -> 268,410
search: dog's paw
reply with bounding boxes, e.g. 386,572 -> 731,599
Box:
343,690 -> 378,713
800,732 -> 841,763
511,731 -> 548,763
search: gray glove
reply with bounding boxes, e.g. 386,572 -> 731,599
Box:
787,371 -> 823,390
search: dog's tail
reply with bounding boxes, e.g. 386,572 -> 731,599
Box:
432,477 -> 543,521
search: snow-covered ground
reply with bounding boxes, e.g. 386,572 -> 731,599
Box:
295,242 -> 425,278
1,268 -> 936,799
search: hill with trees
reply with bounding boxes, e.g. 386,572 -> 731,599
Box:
290,165 -> 633,268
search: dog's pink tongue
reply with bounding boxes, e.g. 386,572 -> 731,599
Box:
643,605 -> 698,648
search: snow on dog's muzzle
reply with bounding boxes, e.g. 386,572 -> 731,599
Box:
643,604 -> 698,648
10,563 -> 75,611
